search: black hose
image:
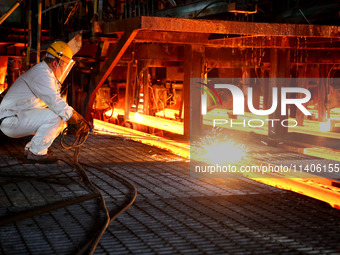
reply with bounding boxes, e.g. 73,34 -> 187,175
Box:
60,127 -> 88,149
0,129 -> 137,254
61,131 -> 137,255
72,150 -> 111,255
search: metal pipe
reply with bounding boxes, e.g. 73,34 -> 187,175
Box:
26,1 -> 32,69
125,53 -> 134,120
94,0 -> 98,14
40,0 -> 79,15
0,0 -> 24,25
36,0 -> 42,63
98,0 -> 103,22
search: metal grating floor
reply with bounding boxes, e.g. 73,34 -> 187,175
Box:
1,133 -> 340,254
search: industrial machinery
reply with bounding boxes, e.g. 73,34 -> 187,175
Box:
1,0 -> 339,139
1,1 -> 340,254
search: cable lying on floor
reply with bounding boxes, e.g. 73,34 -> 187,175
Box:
0,128 -> 137,255
61,129 -> 138,255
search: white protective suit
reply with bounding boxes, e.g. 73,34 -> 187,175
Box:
0,61 -> 74,155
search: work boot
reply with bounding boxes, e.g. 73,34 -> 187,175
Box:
26,150 -> 59,164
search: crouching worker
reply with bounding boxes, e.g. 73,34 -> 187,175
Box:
0,41 -> 89,163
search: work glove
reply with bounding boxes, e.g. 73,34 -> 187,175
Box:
67,111 -> 90,136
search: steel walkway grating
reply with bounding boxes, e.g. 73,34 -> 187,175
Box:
95,193 -> 340,255
1,134 -> 340,254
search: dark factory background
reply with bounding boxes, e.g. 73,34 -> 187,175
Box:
1,0 -> 340,140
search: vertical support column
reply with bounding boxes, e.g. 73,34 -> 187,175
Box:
98,0 -> 104,22
77,0 -> 82,31
268,49 -> 279,138
93,0 -> 104,21
26,0 -> 32,69
268,48 -> 290,138
143,64 -> 150,115
183,46 -> 191,137
242,68 -> 251,112
36,0 -> 42,63
135,61 -> 143,112
31,0 -> 37,55
183,45 -> 204,138
82,42 -> 104,117
0,56 -> 8,93
125,58 -> 134,120
318,64 -> 328,122
296,65 -> 307,126
262,68 -> 269,111
192,46 -> 204,137
251,69 -> 261,111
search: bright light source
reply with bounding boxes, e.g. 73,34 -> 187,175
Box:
192,132 -> 248,165
201,140 -> 247,165
93,119 -> 190,159
104,109 -> 119,118
134,112 -> 144,122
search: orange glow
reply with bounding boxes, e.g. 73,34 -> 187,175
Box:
97,111 -> 340,209
155,109 -> 180,119
134,112 -> 144,122
248,174 -> 340,209
104,109 -> 119,118
0,84 -> 7,94
128,112 -> 183,135
242,158 -> 340,209
103,108 -> 184,135
192,130 -> 340,209
93,119 -> 189,159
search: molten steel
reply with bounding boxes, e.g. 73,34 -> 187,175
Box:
93,119 -> 189,159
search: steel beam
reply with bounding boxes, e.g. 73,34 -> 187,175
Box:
268,48 -> 290,138
318,65 -> 328,122
138,16 -> 340,38
102,16 -> 141,34
133,44 -> 185,62
102,16 -> 340,38
133,31 -> 340,50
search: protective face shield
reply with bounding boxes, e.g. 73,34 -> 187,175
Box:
56,59 -> 75,84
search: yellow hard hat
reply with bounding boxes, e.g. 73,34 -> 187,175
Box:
46,41 -> 73,64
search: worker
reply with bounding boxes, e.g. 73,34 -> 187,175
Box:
0,40 -> 89,163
